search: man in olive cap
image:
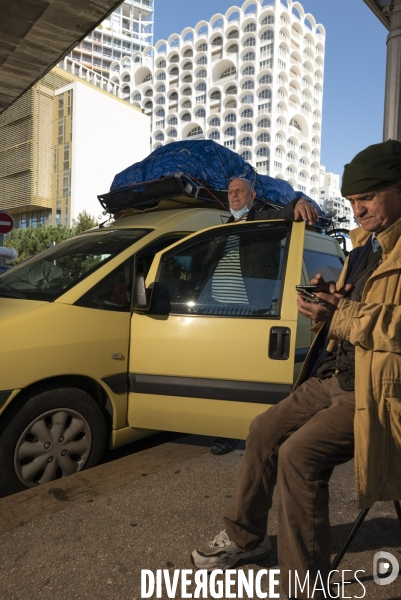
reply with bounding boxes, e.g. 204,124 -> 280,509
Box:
193,140 -> 401,599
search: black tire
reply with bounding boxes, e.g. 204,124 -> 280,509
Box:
0,388 -> 108,497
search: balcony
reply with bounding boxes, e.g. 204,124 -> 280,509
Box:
210,103 -> 221,112
217,73 -> 237,85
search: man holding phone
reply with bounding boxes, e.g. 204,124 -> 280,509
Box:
193,140 -> 401,599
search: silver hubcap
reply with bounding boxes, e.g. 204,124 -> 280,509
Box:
14,408 -> 92,487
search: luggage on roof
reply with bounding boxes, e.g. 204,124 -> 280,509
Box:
98,140 -> 319,216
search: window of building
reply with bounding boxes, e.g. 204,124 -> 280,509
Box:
244,23 -> 256,32
224,126 -> 236,137
212,36 -> 223,46
257,133 -> 270,143
244,37 -> 256,47
241,122 -> 253,132
240,151 -> 252,161
209,131 -> 220,140
156,96 -> 165,105
157,60 -> 166,68
261,30 -> 274,41
243,51 -> 255,61
259,74 -> 272,85
67,90 -> 72,115
196,82 -> 207,92
196,69 -> 207,79
156,108 -> 165,117
242,80 -> 254,90
240,136 -> 252,146
228,29 -> 239,38
220,66 -> 236,79
210,117 -> 220,127
155,133 -> 165,141
157,72 -> 166,81
241,108 -> 253,118
261,15 -> 274,25
259,90 -> 272,101
210,90 -> 221,100
63,171 -> 71,198
289,118 -> 301,130
258,118 -> 270,128
197,56 -> 207,65
259,58 -> 273,68
30,212 -> 38,228
168,116 -> 178,125
188,126 -> 203,137
197,43 -> 208,52
241,93 -> 254,104
168,129 -> 177,137
57,117 -> 65,145
258,147 -> 269,157
157,84 -> 166,93
224,140 -> 236,149
242,65 -> 255,76
63,143 -> 70,170
196,108 -> 206,117
20,213 -> 27,229
224,113 -> 236,122
53,147 -> 58,173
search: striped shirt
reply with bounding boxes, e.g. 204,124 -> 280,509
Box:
211,214 -> 249,304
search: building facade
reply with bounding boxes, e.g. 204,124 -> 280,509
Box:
66,0 -> 154,80
108,0 -> 325,201
0,67 -> 150,229
319,166 -> 354,230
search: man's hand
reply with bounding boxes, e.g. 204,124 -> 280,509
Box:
294,199 -> 319,226
297,273 -> 352,322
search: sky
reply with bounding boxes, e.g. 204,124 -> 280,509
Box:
154,0 -> 388,181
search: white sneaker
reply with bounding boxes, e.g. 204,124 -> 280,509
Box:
192,530 -> 271,571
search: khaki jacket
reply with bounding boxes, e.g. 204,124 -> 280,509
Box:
303,217 -> 401,508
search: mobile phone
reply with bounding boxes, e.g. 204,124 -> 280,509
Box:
295,285 -> 321,293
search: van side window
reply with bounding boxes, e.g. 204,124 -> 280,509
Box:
136,235 -> 188,279
156,224 -> 290,317
75,258 -> 133,312
303,250 -> 344,283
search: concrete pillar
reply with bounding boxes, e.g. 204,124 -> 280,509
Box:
383,0 -> 401,141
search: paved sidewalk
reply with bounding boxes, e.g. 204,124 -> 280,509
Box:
0,437 -> 400,600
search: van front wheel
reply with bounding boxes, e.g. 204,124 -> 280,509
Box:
0,388 -> 108,496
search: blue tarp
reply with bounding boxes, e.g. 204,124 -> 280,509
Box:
111,140 -> 321,210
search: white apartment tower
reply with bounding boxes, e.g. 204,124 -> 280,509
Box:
319,167 -> 353,230
67,0 -> 154,79
109,0 -> 325,201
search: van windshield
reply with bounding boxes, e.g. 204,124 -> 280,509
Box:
0,228 -> 151,302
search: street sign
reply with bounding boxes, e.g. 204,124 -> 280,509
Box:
0,211 -> 14,235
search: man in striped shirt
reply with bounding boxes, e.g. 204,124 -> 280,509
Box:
211,178 -> 318,455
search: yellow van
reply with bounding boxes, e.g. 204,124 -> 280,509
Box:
0,208 -> 344,495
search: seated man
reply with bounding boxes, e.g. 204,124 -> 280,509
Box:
193,140 -> 401,600
211,177 -> 318,455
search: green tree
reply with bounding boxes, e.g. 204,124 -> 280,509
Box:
4,211 -> 98,263
71,210 -> 98,235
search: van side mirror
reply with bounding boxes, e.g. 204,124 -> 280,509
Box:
134,273 -> 148,309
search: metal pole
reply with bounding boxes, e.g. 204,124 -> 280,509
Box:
383,0 -> 401,141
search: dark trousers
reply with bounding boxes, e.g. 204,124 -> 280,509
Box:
223,376 -> 355,600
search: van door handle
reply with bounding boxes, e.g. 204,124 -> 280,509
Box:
268,327 -> 290,360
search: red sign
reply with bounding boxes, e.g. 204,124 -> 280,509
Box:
0,211 -> 14,234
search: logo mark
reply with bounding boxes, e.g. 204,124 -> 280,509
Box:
373,551 -> 399,585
